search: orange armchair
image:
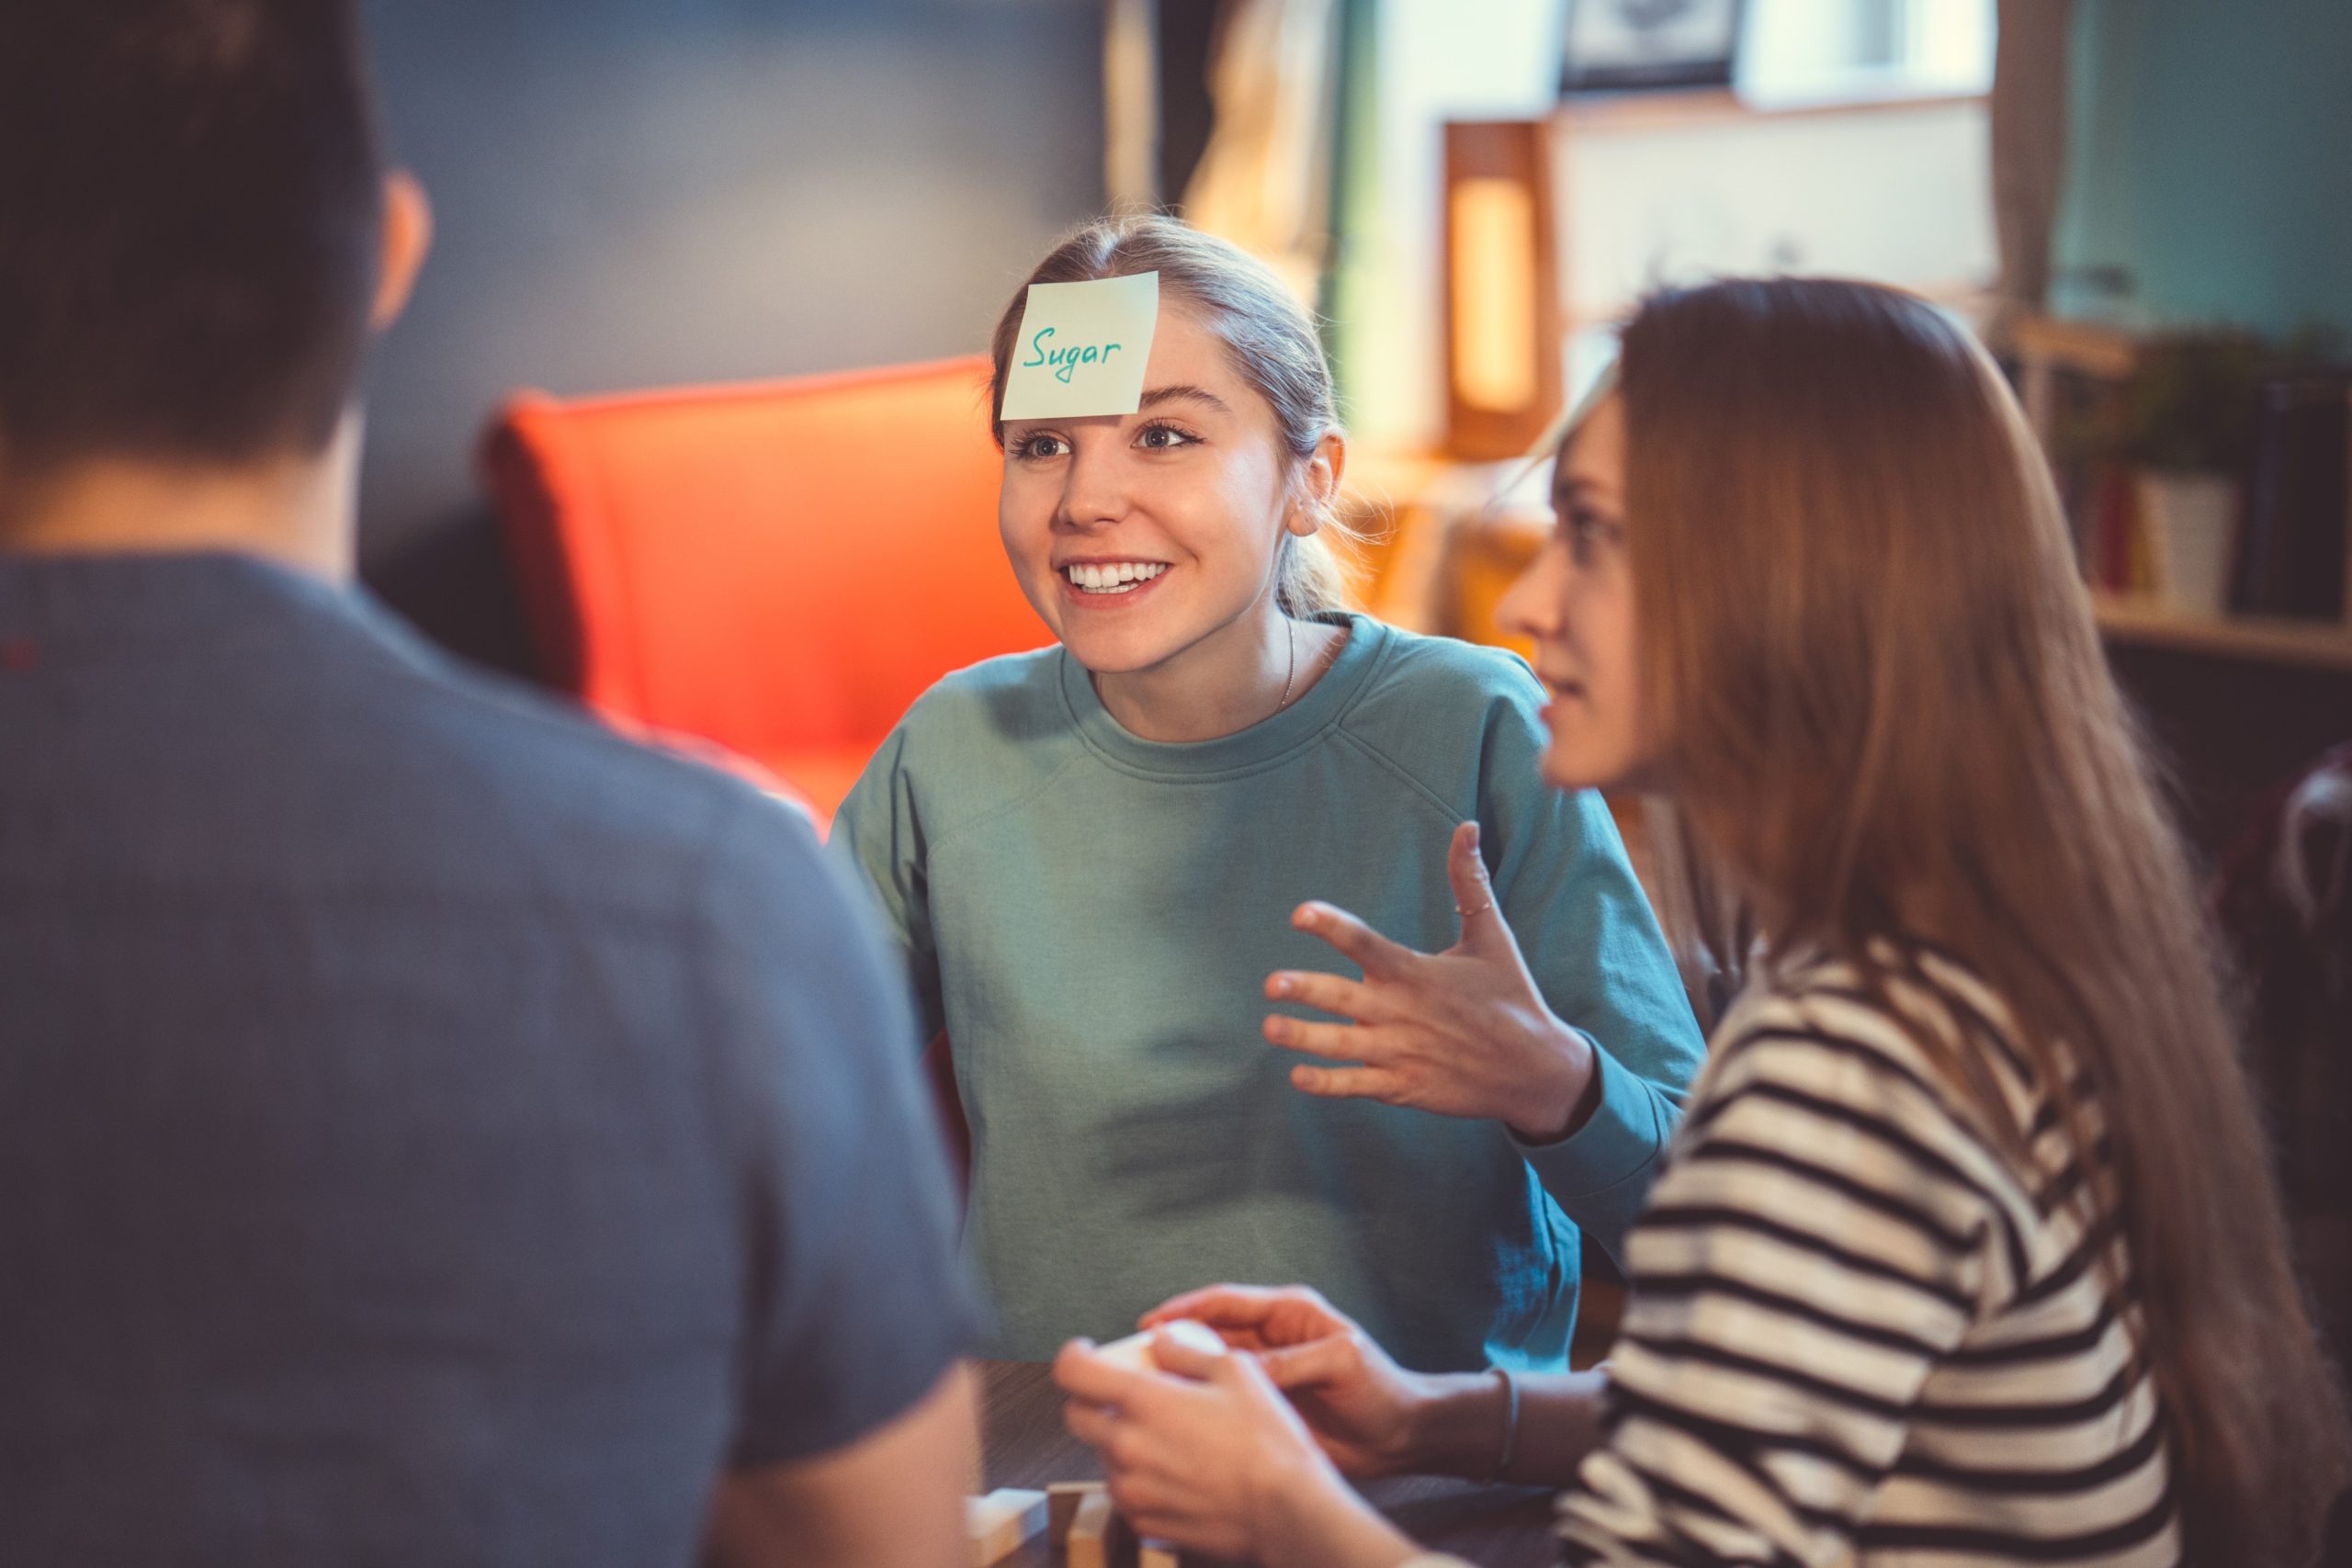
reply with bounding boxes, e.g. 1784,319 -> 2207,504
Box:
481,355 -> 1048,822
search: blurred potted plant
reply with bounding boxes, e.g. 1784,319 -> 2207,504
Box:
2117,333 -> 2264,615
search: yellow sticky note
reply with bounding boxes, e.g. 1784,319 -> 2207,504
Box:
999,273 -> 1159,420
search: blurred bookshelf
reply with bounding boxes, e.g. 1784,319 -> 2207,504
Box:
2008,312 -> 2352,671
2091,592 -> 2352,672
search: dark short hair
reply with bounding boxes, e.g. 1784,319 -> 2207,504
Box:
0,0 -> 386,479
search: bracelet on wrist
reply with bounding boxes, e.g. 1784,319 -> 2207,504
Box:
1486,1366 -> 1521,1483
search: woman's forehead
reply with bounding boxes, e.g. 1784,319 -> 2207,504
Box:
1140,303 -> 1285,434
1558,394 -> 1625,492
1143,304 -> 1237,380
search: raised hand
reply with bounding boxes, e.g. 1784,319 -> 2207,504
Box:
1265,820 -> 1600,1142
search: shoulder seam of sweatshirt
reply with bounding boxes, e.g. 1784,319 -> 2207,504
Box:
922,743 -> 1090,861
1326,725 -> 1467,831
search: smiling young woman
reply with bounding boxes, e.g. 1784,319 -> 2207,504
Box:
993,315 -> 1345,743
829,215 -> 1707,1376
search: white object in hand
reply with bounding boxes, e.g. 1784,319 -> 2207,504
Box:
1093,1317 -> 1227,1373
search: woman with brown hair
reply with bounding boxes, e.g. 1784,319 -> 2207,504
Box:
1053,276 -> 2350,1566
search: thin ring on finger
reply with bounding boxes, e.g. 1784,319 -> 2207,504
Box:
1455,898 -> 1494,917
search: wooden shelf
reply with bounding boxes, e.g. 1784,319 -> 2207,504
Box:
2092,594 -> 2352,672
2010,313 -> 2143,379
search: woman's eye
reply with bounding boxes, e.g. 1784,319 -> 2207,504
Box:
1565,507 -> 1619,565
1016,434 -> 1068,460
1136,423 -> 1197,451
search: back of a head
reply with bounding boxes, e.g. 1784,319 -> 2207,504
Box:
0,0 -> 385,505
1616,275 -> 2348,1563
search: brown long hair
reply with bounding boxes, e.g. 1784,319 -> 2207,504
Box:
1613,277 -> 2346,1564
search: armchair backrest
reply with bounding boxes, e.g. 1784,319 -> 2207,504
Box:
482,355 -> 1046,817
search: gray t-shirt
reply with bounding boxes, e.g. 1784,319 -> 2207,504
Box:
0,550 -> 977,1566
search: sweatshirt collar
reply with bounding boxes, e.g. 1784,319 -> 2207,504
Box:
1058,611 -> 1387,778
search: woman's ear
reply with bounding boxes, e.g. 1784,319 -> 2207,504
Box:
1287,429 -> 1349,537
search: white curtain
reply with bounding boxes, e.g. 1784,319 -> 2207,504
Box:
1988,0 -> 2076,340
1104,0 -> 1162,211
1179,0 -> 1342,306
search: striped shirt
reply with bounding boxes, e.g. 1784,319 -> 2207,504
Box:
1549,944 -> 2180,1566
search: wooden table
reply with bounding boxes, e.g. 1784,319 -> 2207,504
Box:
980,1361 -> 1561,1568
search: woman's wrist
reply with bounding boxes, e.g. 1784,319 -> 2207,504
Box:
1503,1017 -> 1598,1144
1398,1371 -> 1511,1479
1253,1455 -> 1421,1568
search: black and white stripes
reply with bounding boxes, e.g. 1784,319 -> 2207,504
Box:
1555,947 -> 2178,1567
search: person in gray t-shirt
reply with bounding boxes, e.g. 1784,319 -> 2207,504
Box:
0,6 -> 979,1564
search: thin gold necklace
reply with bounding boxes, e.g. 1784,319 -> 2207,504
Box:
1089,617 -> 1302,729
1272,615 -> 1298,716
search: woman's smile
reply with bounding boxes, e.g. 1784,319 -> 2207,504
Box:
1055,556 -> 1173,609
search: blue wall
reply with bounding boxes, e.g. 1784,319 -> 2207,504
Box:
2055,0 -> 2352,339
356,0 -> 1104,671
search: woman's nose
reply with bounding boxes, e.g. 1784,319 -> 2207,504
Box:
1498,537 -> 1568,645
1057,445 -> 1130,529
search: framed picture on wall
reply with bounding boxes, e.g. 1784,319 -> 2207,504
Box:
1560,0 -> 1746,95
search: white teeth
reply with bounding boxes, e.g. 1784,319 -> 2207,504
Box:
1064,562 -> 1167,592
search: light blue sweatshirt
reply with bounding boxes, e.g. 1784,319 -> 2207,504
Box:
832,615 -> 1705,1370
